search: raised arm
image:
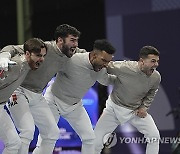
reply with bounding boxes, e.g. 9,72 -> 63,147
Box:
97,68 -> 117,86
107,61 -> 124,76
0,45 -> 23,71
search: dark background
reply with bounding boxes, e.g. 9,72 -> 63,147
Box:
0,0 -> 106,51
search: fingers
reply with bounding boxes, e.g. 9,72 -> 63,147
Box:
8,61 -> 17,65
0,59 -> 16,80
0,58 -> 10,71
135,110 -> 147,118
0,63 -> 8,71
0,59 -> 16,72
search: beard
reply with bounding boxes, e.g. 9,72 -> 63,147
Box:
142,67 -> 155,76
61,44 -> 74,58
92,63 -> 104,72
28,58 -> 40,70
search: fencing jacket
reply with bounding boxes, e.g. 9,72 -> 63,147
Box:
107,60 -> 161,110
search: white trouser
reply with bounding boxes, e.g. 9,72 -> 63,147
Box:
0,104 -> 21,154
34,86 -> 95,154
94,97 -> 160,154
8,86 -> 60,154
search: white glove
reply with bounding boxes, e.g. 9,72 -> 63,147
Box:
8,61 -> 17,65
0,59 -> 17,80
0,58 -> 11,71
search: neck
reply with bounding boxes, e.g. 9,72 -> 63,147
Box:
89,51 -> 95,65
138,61 -> 145,73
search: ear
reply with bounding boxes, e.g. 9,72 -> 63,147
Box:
25,51 -> 30,56
93,52 -> 98,59
89,51 -> 96,62
139,58 -> 144,62
57,37 -> 63,43
139,58 -> 145,65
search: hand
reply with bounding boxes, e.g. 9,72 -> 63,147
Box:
8,61 -> 17,65
135,107 -> 147,118
0,58 -> 10,71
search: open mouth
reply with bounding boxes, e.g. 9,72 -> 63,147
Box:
35,62 -> 41,68
150,68 -> 156,73
71,47 -> 76,54
96,65 -> 104,72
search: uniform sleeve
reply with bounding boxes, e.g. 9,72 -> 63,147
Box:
107,61 -> 124,76
0,62 -> 21,84
75,48 -> 87,53
141,75 -> 161,109
97,68 -> 117,86
0,45 -> 24,59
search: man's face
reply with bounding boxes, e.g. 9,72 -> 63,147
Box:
27,47 -> 47,70
60,35 -> 79,58
140,54 -> 159,76
91,51 -> 113,72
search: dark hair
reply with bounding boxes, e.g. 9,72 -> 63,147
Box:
54,24 -> 81,41
23,38 -> 47,54
93,39 -> 116,54
139,46 -> 160,59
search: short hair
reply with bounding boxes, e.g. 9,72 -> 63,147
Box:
139,45 -> 160,59
54,24 -> 81,41
93,39 -> 116,54
23,38 -> 47,54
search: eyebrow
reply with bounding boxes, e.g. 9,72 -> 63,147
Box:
70,37 -> 78,40
34,53 -> 46,57
151,58 -> 159,62
151,58 -> 159,60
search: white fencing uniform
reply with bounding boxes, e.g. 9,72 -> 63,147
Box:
36,52 -> 116,154
2,41 -> 86,154
0,48 -> 31,154
0,105 -> 21,154
94,60 -> 161,154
